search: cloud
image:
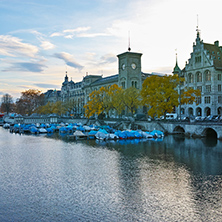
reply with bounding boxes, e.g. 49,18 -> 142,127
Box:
100,53 -> 117,64
63,27 -> 91,33
4,62 -> 47,72
54,52 -> 83,70
0,92 -> 4,95
34,83 -> 60,89
50,32 -> 63,37
50,26 -> 91,39
76,32 -> 110,38
40,40 -> 55,50
0,35 -> 39,58
50,26 -> 110,39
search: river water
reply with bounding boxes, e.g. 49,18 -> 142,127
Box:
0,127 -> 222,222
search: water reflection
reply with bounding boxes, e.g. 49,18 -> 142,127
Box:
1,128 -> 222,221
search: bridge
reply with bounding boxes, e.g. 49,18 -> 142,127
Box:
137,121 -> 222,140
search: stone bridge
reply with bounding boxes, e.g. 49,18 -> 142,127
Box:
137,121 -> 222,140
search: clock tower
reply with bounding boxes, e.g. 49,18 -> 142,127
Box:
117,50 -> 142,89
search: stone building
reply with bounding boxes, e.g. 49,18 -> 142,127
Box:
44,89 -> 61,103
173,30 -> 222,117
45,49 -> 154,116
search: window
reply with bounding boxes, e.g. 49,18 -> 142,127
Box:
195,56 -> 201,63
205,70 -> 211,81
197,86 -> 202,92
218,74 -> 222,81
218,84 -> 221,92
204,96 -> 211,104
188,73 -> 194,83
121,82 -> 125,89
196,96 -> 201,104
196,72 -> 202,82
206,85 -> 211,92
219,96 -> 222,103
132,81 -> 138,88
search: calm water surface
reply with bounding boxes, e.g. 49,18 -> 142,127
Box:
0,127 -> 222,221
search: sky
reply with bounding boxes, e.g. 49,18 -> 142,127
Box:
1,0 -> 222,99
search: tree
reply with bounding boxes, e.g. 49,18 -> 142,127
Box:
141,75 -> 180,118
108,84 -> 124,116
123,87 -> 141,116
1,93 -> 14,114
181,88 -> 201,105
16,89 -> 45,115
84,87 -> 109,118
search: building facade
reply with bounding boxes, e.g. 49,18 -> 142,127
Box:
46,32 -> 222,118
45,50 -> 152,116
174,31 -> 222,117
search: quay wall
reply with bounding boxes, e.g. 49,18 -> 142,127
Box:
6,116 -> 222,139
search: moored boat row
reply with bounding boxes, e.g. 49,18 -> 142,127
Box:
2,122 -> 164,142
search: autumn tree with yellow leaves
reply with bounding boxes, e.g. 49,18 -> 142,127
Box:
84,84 -> 141,118
107,84 -> 124,116
141,75 -> 200,119
84,86 -> 110,118
123,87 -> 141,116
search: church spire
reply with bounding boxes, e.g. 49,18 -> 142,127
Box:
65,71 -> 68,82
173,52 -> 181,75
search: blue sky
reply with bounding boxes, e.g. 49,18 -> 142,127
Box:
1,0 -> 222,99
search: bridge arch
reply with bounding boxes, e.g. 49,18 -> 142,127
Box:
202,127 -> 217,138
173,125 -> 185,134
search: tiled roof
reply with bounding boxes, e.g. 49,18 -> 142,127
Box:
204,43 -> 222,70
90,74 -> 118,86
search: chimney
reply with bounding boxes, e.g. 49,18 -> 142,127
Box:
214,40 -> 219,47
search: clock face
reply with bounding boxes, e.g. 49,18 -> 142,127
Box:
131,63 -> 136,69
122,64 -> 125,70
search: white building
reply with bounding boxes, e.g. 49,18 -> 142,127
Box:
173,30 -> 222,117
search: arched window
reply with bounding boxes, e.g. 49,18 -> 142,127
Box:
205,70 -> 211,81
188,73 -> 194,83
196,72 -> 202,82
196,107 -> 202,116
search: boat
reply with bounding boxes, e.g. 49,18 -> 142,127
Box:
39,128 -> 47,133
68,130 -> 88,140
